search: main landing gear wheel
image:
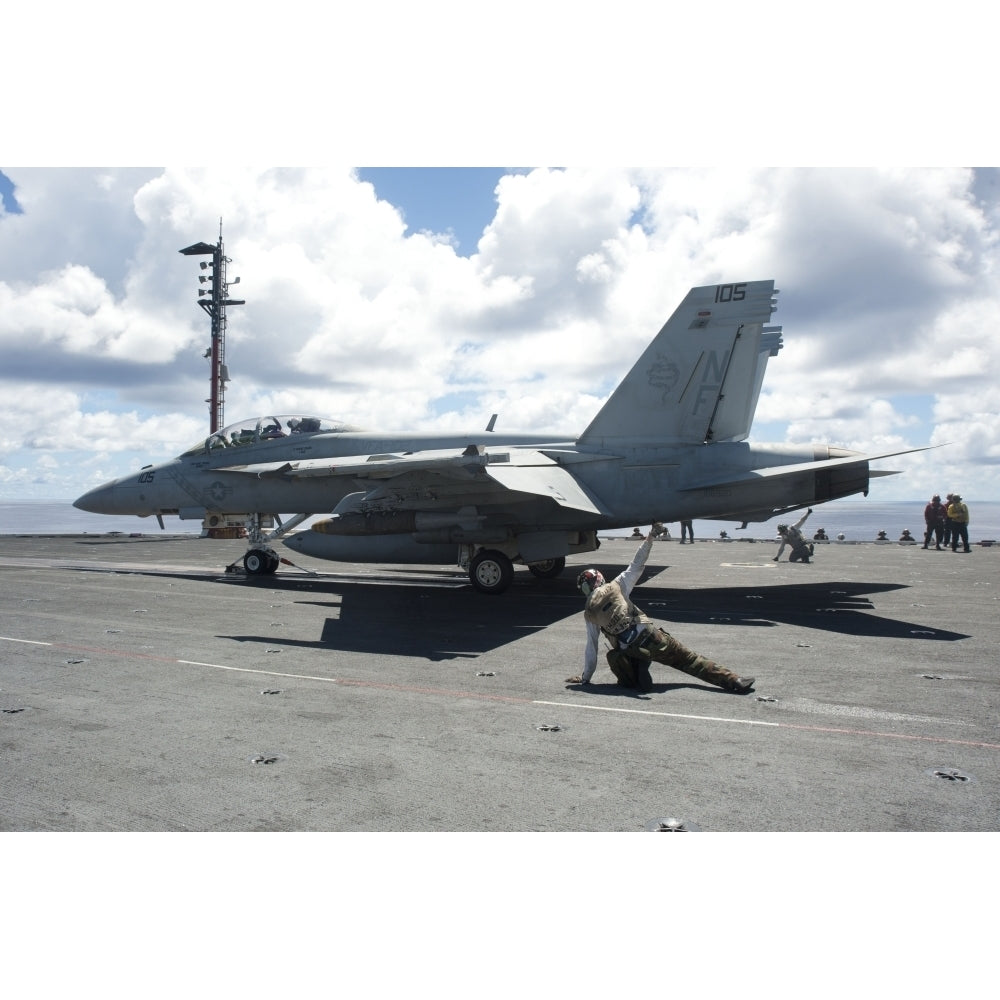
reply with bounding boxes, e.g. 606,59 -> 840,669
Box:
469,549 -> 514,595
528,556 -> 566,579
244,549 -> 279,575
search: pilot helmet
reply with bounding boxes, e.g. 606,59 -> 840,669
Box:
576,569 -> 605,596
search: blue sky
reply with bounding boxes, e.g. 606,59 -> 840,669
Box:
0,171 -> 22,214
356,169 -> 523,256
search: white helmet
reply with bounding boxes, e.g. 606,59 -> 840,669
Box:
576,569 -> 605,596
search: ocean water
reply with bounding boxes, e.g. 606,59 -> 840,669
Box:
0,501 -> 205,536
2,499 -> 998,542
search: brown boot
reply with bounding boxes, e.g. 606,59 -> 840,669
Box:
692,658 -> 755,693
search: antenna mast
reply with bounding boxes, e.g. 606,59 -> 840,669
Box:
179,221 -> 245,433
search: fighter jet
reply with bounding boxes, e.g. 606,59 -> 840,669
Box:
75,280 -> 912,593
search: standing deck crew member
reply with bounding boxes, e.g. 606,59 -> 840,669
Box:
948,494 -> 971,553
922,494 -> 946,550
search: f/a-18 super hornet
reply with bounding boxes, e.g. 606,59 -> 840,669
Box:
75,280 -> 915,593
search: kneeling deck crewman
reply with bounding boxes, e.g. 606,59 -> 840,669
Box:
774,508 -> 814,563
566,523 -> 755,694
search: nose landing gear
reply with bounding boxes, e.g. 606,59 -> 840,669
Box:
229,511 -> 314,576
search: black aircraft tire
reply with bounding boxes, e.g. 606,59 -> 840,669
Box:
528,556 -> 566,579
244,550 -> 270,576
470,549 -> 514,595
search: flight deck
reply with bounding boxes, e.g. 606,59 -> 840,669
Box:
1,533 -> 997,832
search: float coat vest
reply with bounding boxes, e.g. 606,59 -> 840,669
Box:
584,581 -> 652,645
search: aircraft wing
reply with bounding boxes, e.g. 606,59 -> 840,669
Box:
675,447 -> 928,525
482,461 -> 607,515
219,447 -> 611,516
678,445 -> 932,493
693,478 -> 905,526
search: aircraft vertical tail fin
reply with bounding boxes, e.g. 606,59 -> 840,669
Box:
577,280 -> 782,447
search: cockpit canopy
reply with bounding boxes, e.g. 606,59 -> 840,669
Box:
180,415 -> 364,457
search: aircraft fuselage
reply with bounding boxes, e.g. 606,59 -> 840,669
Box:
74,430 -> 569,521
76,432 -> 871,531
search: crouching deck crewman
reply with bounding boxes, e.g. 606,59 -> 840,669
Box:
774,508 -> 814,563
565,523 -> 755,694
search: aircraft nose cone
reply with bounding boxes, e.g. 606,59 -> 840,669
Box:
74,483 -> 114,514
74,475 -> 144,515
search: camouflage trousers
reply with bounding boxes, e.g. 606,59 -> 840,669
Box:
606,626 -> 740,692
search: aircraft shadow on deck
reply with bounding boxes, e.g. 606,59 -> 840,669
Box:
634,578 -> 968,641
222,577 -> 579,661
218,566 -> 968,660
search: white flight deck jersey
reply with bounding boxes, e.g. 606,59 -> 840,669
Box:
581,535 -> 655,683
